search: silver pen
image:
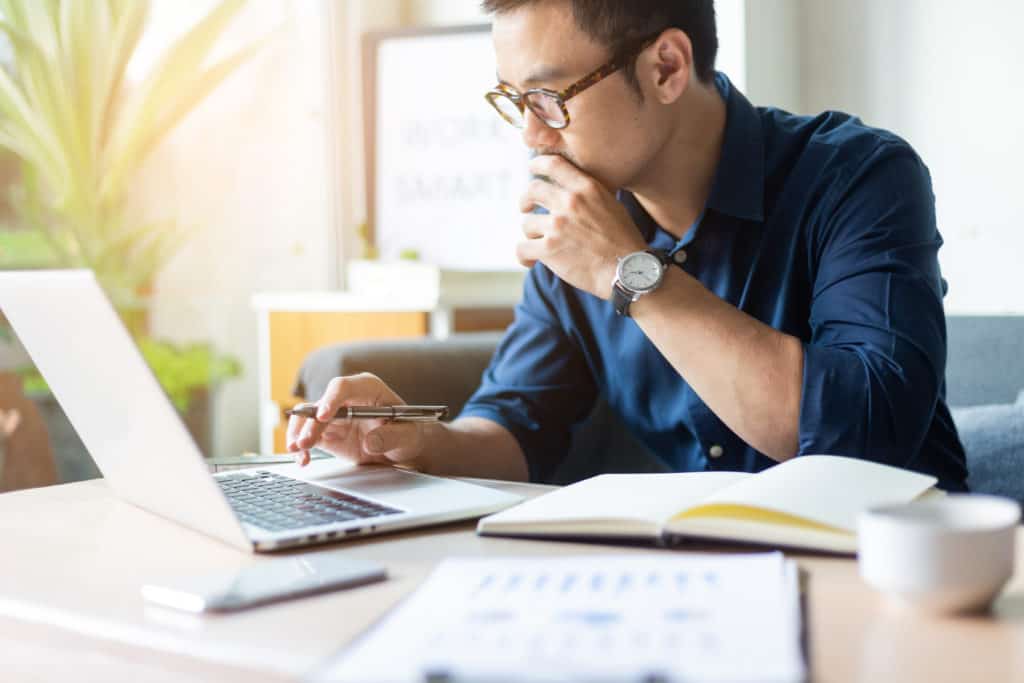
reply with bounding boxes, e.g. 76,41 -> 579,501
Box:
285,402 -> 448,422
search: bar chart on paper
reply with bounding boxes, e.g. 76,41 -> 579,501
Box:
316,553 -> 805,682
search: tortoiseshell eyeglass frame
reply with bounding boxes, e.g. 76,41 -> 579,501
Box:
485,35 -> 659,130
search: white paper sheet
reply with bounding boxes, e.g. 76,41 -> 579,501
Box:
314,553 -> 805,683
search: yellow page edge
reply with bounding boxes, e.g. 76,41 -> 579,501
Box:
670,503 -> 851,535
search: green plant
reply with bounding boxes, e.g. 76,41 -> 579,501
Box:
17,336 -> 241,412
0,0 -> 259,310
14,364 -> 47,396
0,1 -> 258,413
0,225 -> 56,268
137,338 -> 241,411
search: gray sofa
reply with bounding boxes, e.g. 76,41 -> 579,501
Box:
295,315 -> 1024,502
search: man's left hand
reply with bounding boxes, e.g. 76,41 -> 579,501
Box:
518,155 -> 647,299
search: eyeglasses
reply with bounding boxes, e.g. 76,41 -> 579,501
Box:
485,36 -> 657,130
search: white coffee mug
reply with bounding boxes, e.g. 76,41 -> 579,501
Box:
858,494 -> 1020,614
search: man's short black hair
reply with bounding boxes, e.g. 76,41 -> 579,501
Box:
481,0 -> 719,92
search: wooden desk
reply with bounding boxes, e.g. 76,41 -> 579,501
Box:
2,478 -> 1023,682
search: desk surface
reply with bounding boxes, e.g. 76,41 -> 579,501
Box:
3,477 -> 1024,682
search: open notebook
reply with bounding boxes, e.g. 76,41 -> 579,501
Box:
477,455 -> 941,554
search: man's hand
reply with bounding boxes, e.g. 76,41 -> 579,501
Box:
518,154 -> 647,299
286,373 -> 428,469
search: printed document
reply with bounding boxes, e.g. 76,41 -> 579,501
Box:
314,552 -> 805,682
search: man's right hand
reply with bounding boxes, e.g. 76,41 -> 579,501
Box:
286,373 -> 428,470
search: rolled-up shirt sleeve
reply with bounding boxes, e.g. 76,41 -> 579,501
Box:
460,265 -> 598,482
799,144 -> 949,473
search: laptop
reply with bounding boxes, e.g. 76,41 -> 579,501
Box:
0,270 -> 522,552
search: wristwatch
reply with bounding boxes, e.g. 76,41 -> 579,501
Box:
610,249 -> 670,317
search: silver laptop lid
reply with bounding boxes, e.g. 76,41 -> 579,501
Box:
0,270 -> 250,551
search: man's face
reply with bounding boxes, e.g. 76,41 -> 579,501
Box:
492,1 -> 660,191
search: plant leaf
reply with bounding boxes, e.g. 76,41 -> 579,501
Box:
142,40 -> 262,178
94,0 -> 147,152
100,0 -> 249,205
0,46 -> 69,195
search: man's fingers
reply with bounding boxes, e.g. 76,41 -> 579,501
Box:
363,422 -> 421,462
522,212 -> 548,239
287,415 -> 312,466
286,414 -> 304,451
516,237 -> 544,268
320,418 -> 362,441
303,418 -> 391,466
519,178 -> 560,214
290,414 -> 328,458
528,154 -> 592,193
316,373 -> 384,419
295,414 -> 323,451
320,430 -> 391,466
288,373 -> 416,464
297,373 -> 385,448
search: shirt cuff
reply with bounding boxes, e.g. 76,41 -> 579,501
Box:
458,404 -> 558,483
798,343 -> 871,459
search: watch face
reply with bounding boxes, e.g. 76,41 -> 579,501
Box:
618,252 -> 663,292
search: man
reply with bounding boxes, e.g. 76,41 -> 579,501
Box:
288,0 -> 967,491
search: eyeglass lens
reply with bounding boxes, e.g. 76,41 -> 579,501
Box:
523,92 -> 566,128
490,93 -> 525,127
488,91 -> 567,129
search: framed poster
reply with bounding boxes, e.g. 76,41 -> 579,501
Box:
363,25 -> 529,270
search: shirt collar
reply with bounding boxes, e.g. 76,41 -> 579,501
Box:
706,72 -> 765,223
621,71 -> 766,242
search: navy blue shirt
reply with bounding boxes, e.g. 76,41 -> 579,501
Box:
461,73 -> 968,492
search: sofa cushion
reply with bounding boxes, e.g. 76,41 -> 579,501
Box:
946,316 -> 1024,407
951,390 -> 1024,506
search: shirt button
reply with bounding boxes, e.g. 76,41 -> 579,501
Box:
673,249 -> 688,265
709,444 -> 724,459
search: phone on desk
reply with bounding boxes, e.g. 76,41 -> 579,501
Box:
142,555 -> 386,613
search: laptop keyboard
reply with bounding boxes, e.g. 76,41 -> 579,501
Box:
216,471 -> 403,532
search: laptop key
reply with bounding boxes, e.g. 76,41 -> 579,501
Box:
216,472 -> 403,531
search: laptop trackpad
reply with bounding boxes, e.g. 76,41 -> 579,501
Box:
319,467 -> 452,510
322,467 -> 431,494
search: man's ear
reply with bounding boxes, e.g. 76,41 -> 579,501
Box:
639,28 -> 693,104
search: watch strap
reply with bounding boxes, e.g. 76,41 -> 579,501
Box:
611,281 -> 635,317
647,248 -> 671,266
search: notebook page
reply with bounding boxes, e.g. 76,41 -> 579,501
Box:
314,553 -> 805,683
478,471 -> 751,530
677,455 -> 936,532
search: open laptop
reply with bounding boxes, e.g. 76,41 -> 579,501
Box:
0,270 -> 522,552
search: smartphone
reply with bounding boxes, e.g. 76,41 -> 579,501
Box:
141,554 -> 387,613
